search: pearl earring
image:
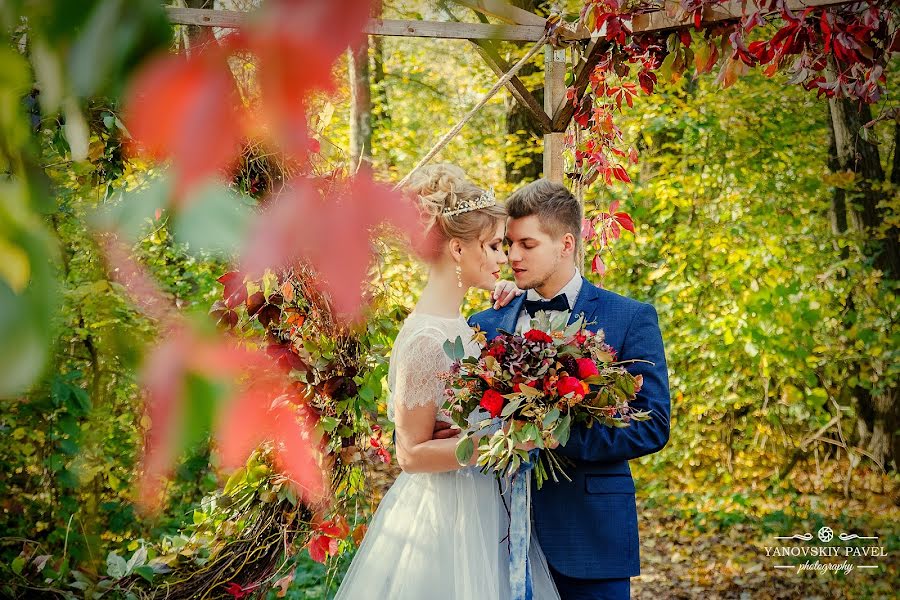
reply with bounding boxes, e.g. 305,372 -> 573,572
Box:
456,265 -> 463,288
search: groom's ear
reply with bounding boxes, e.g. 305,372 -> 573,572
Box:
561,232 -> 577,257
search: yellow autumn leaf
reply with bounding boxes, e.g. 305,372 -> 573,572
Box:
0,237 -> 30,292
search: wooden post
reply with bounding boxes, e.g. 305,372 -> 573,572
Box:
349,39 -> 372,172
543,46 -> 566,183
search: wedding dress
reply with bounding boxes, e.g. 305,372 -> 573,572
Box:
333,312 -> 561,599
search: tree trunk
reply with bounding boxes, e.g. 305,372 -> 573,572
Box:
827,98 -> 900,471
349,38 -> 373,173
371,34 -> 392,169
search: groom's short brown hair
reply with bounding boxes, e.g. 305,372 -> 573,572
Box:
505,179 -> 583,255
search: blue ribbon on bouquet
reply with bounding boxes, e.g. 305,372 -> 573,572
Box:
509,448 -> 540,600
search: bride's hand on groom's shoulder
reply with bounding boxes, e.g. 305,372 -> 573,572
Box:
491,280 -> 523,309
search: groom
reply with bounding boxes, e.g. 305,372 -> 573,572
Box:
442,179 -> 671,599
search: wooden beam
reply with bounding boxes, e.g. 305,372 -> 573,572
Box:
164,7 -> 547,41
469,40 -> 552,133
552,0 -> 859,131
367,19 -> 544,41
632,0 -> 860,32
551,39 -> 607,132
543,46 -> 566,183
166,6 -> 243,28
451,0 -> 546,27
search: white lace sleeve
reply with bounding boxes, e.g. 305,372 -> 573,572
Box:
388,328 -> 452,418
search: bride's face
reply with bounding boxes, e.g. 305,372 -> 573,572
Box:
458,221 -> 507,291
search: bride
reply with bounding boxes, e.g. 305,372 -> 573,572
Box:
334,164 -> 560,599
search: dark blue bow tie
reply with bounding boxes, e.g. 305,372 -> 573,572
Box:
523,293 -> 570,317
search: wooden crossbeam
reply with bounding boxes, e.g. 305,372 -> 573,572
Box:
164,7 -> 548,41
552,0 -> 860,130
469,40 -> 552,133
451,0 -> 546,27
166,0 -> 863,136
367,18 -> 544,41
632,0 -> 860,31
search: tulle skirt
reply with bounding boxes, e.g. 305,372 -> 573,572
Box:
334,467 -> 560,599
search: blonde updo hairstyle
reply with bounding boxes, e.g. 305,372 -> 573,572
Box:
407,164 -> 506,255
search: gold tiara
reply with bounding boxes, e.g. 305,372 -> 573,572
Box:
442,188 -> 497,217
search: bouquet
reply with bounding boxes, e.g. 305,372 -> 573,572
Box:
441,311 -> 652,488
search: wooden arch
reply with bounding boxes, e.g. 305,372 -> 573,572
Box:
165,0 -> 859,183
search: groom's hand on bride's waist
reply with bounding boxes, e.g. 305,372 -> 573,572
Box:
431,420 -> 461,440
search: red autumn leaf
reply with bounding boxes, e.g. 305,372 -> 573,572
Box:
352,523 -> 367,545
889,29 -> 900,54
137,331 -> 189,506
136,324 -> 327,510
246,291 -> 265,316
243,0 -> 372,157
224,582 -> 253,599
123,34 -> 243,200
241,174 -> 421,323
316,515 -> 350,539
218,271 -> 248,309
266,343 -> 309,373
307,514 -> 350,562
628,147 -> 639,165
591,254 -> 606,276
307,534 -> 339,563
638,70 -> 656,95
612,165 -> 632,184
608,219 -> 621,240
100,234 -> 172,323
614,211 -> 635,234
257,303 -> 282,328
580,218 -> 597,241
215,370 -> 326,504
209,300 -> 239,329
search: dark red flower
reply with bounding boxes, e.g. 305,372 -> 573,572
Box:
557,376 -> 588,399
524,329 -> 553,344
480,389 -> 505,418
576,358 -> 599,379
487,344 -> 506,358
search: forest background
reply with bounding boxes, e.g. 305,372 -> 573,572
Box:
0,1 -> 897,598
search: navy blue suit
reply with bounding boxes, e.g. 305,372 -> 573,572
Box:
469,277 -> 671,597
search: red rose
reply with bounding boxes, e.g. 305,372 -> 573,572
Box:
574,331 -> 587,345
556,376 -> 588,398
479,389 -> 505,418
524,329 -> 552,344
576,358 -> 599,379
487,344 -> 506,358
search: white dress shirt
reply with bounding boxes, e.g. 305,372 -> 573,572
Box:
515,269 -> 583,333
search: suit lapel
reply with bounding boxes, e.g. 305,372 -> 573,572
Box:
568,276 -> 602,327
498,293 -> 526,334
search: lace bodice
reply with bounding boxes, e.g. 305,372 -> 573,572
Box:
386,312 -> 479,422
